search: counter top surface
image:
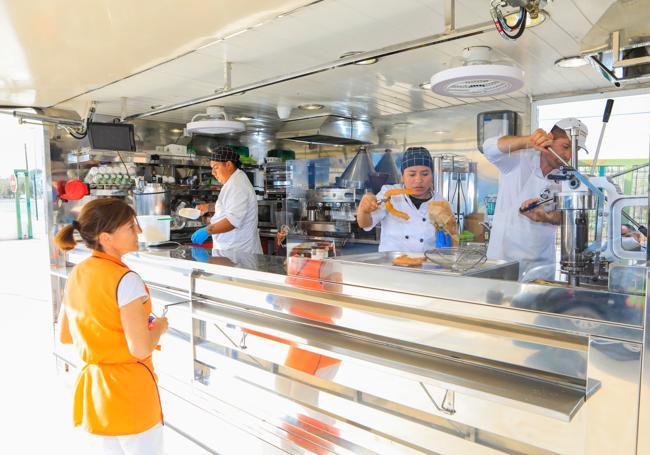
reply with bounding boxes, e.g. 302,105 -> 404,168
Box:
65,245 -> 645,333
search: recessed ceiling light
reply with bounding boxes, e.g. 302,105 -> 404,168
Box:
554,56 -> 589,68
170,128 -> 183,133
504,10 -> 548,28
233,115 -> 255,121
340,51 -> 379,65
419,82 -> 432,90
298,104 -> 325,111
432,130 -> 449,134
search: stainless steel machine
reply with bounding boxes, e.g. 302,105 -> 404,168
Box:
535,103 -> 647,287
301,187 -> 360,238
264,160 -> 293,199
438,154 -> 478,233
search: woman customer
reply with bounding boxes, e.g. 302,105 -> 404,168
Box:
54,198 -> 168,455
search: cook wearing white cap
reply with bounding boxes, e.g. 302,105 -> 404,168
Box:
191,145 -> 262,254
482,118 -> 588,279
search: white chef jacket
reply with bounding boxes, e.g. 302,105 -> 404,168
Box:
210,169 -> 262,254
483,136 -> 559,278
363,183 -> 446,253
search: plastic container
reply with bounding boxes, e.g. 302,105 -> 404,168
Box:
137,215 -> 172,244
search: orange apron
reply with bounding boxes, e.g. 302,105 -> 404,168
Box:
64,250 -> 162,436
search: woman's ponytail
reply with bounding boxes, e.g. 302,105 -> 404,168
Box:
54,223 -> 77,251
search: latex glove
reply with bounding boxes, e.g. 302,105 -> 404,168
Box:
191,227 -> 210,244
191,247 -> 209,262
435,229 -> 452,248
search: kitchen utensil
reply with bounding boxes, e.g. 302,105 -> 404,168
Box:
519,198 -> 553,213
178,207 -> 202,220
137,215 -> 172,244
425,247 -> 487,272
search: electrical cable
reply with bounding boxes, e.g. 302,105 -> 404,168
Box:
117,151 -> 132,179
490,3 -> 528,41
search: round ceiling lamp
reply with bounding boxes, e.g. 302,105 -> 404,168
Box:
429,47 -> 525,97
186,106 -> 245,135
555,56 -> 589,68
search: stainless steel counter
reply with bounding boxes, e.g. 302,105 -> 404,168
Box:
55,246 -> 648,454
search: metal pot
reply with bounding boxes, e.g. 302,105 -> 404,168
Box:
133,183 -> 170,216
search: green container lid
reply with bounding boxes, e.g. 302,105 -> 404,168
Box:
230,145 -> 250,157
267,149 -> 295,161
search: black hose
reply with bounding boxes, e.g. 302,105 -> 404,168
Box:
500,9 -> 527,40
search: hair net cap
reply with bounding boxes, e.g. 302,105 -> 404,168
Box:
401,147 -> 433,172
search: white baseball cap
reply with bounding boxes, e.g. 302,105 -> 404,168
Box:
553,117 -> 589,152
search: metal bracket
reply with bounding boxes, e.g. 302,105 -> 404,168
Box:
215,61 -> 233,93
420,382 -> 456,415
612,30 -> 650,69
444,0 -> 455,34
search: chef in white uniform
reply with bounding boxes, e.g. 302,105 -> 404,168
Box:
191,145 -> 262,254
483,118 -> 588,278
357,147 -> 448,252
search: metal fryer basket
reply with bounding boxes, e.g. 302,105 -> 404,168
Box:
425,247 -> 487,273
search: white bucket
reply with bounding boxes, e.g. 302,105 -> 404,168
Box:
137,215 -> 172,244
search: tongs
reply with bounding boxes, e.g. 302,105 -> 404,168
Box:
519,198 -> 554,213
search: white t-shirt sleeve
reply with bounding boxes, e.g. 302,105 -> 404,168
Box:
117,272 -> 148,307
483,136 -> 520,174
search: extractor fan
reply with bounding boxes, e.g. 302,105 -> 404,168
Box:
186,106 -> 246,135
429,46 -> 524,97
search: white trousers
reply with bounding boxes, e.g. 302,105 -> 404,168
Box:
86,423 -> 164,455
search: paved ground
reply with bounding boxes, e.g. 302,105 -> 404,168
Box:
0,238 -> 83,454
0,239 -> 209,454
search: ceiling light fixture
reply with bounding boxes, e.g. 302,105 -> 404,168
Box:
170,128 -> 183,133
393,122 -> 413,127
432,130 -> 449,134
429,46 -> 524,97
340,51 -> 379,65
298,104 -> 325,111
504,10 -> 548,28
233,115 -> 255,121
186,106 -> 245,135
419,82 -> 432,90
554,56 -> 589,68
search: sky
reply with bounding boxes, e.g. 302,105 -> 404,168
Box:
537,92 -> 650,162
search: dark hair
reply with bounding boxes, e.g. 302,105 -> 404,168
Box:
54,198 -> 136,252
550,125 -> 569,140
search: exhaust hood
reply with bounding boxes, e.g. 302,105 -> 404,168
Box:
581,0 -> 650,84
276,115 -> 377,145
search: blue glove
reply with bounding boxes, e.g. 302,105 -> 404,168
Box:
191,227 -> 210,244
435,229 -> 452,248
191,247 -> 209,262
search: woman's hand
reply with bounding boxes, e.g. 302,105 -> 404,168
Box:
358,192 -> 379,214
149,316 -> 168,336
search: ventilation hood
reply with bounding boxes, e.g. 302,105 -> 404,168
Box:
276,115 -> 377,145
581,0 -> 650,84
